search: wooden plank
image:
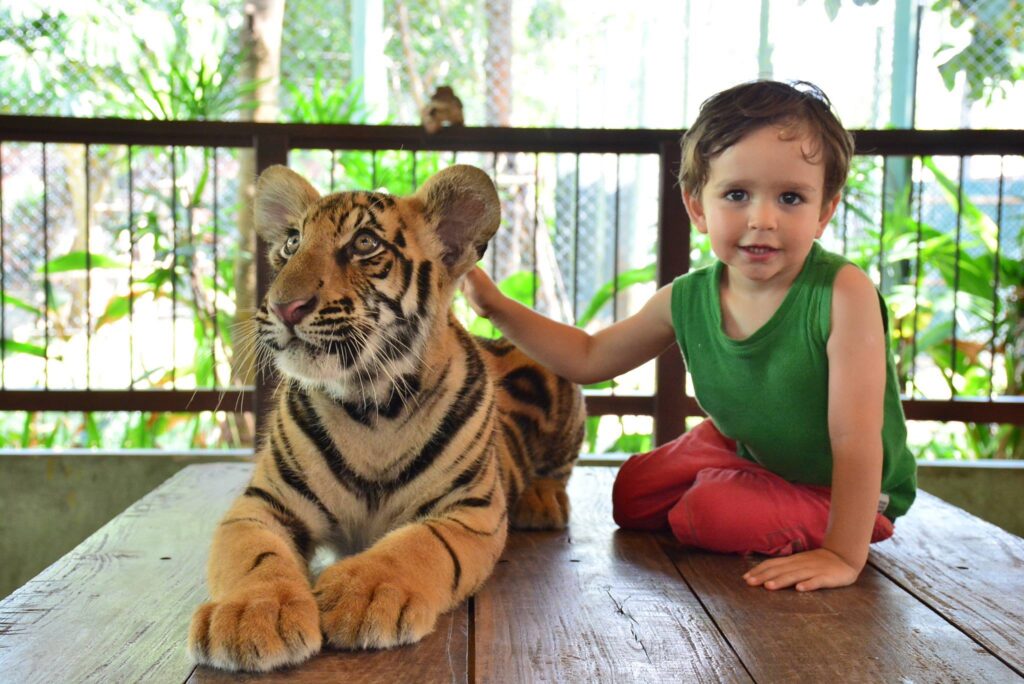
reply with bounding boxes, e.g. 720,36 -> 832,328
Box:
474,468 -> 752,683
0,463 -> 252,684
666,545 -> 1021,682
187,609 -> 468,684
0,462 -> 471,684
869,491 -> 1024,676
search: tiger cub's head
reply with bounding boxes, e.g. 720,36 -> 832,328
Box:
252,164 -> 500,400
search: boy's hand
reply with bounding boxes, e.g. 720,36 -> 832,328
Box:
462,266 -> 502,318
742,548 -> 860,592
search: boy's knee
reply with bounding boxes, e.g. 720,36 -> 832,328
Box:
667,473 -> 737,548
611,457 -> 649,528
611,455 -> 670,530
667,467 -> 803,556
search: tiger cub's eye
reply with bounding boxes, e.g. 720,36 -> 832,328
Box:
351,230 -> 381,255
282,231 -> 301,256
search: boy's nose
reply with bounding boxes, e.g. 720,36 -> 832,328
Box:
748,202 -> 778,230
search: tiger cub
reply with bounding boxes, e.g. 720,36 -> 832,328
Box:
188,164 -> 585,672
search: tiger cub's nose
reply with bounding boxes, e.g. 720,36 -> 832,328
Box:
271,296 -> 318,327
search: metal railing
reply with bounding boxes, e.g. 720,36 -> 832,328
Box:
1,115 -> 1022,448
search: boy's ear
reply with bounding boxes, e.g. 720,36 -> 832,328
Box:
682,189 -> 709,234
816,192 -> 842,237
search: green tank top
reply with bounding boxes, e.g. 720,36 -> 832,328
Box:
671,242 -> 916,519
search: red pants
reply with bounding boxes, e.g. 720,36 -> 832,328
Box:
611,420 -> 894,556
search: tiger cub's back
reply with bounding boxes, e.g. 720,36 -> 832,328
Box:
476,336 -> 585,528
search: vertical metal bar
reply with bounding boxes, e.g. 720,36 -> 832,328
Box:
990,157 -> 1004,399
612,154 -> 621,398
212,147 -> 220,388
371,150 -> 378,188
612,154 -> 621,323
951,156 -> 965,396
655,141 -> 688,446
171,146 -> 178,388
531,153 -> 539,308
253,132 -> 289,431
572,153 -> 580,323
42,143 -> 50,388
330,149 -> 337,192
128,146 -> 135,389
0,142 -> 5,388
878,156 -> 889,291
491,152 -> 499,278
85,144 -> 92,389
910,159 -> 924,398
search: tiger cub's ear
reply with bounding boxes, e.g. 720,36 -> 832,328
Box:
415,165 -> 500,276
254,165 -> 320,246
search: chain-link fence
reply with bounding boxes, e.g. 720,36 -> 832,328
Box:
3,1 -> 1023,127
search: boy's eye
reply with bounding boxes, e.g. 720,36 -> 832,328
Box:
780,192 -> 804,206
724,190 -> 747,202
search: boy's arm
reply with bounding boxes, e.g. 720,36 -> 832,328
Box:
744,265 -> 886,591
462,267 -> 677,384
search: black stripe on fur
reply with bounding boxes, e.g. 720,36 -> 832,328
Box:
243,486 -> 314,558
426,523 -> 462,593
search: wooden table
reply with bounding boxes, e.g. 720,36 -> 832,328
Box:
1,464 -> 1022,683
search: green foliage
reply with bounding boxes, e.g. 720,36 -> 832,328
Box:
1,340 -> 48,358
576,264 -> 656,328
1,1 -> 253,120
846,156 -> 1023,459
285,70 -> 371,124
41,252 -> 127,273
932,0 -> 1024,103
466,271 -> 537,338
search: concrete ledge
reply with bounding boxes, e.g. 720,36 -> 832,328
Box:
0,450 -> 251,599
915,459 -> 1024,538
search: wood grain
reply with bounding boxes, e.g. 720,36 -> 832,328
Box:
474,468 -> 752,683
667,542 -> 1021,682
6,462 -> 1024,683
188,608 -> 468,684
869,490 -> 1024,676
0,463 -> 252,684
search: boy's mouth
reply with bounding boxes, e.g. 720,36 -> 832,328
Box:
740,245 -> 779,255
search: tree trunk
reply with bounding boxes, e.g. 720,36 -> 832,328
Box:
232,0 -> 285,442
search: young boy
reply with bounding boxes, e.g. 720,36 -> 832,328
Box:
463,80 -> 916,592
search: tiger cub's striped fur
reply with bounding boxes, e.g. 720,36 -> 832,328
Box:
188,164 -> 585,672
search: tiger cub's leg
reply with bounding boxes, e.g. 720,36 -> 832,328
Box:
315,460 -> 508,649
510,476 -> 571,530
188,491 -> 321,672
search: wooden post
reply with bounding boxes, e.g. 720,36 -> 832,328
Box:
252,130 -> 289,436
654,139 -> 689,446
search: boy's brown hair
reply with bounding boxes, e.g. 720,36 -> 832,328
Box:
679,80 -> 855,204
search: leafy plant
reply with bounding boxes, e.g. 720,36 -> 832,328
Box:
285,70 -> 371,125
932,0 -> 1024,104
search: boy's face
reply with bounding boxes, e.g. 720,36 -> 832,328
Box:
682,125 -> 840,290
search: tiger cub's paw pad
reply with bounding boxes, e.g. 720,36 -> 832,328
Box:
188,582 -> 322,672
511,477 -> 570,530
315,558 -> 438,650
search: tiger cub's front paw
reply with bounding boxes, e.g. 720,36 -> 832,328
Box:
511,477 -> 570,530
315,555 -> 441,650
188,580 -> 321,672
